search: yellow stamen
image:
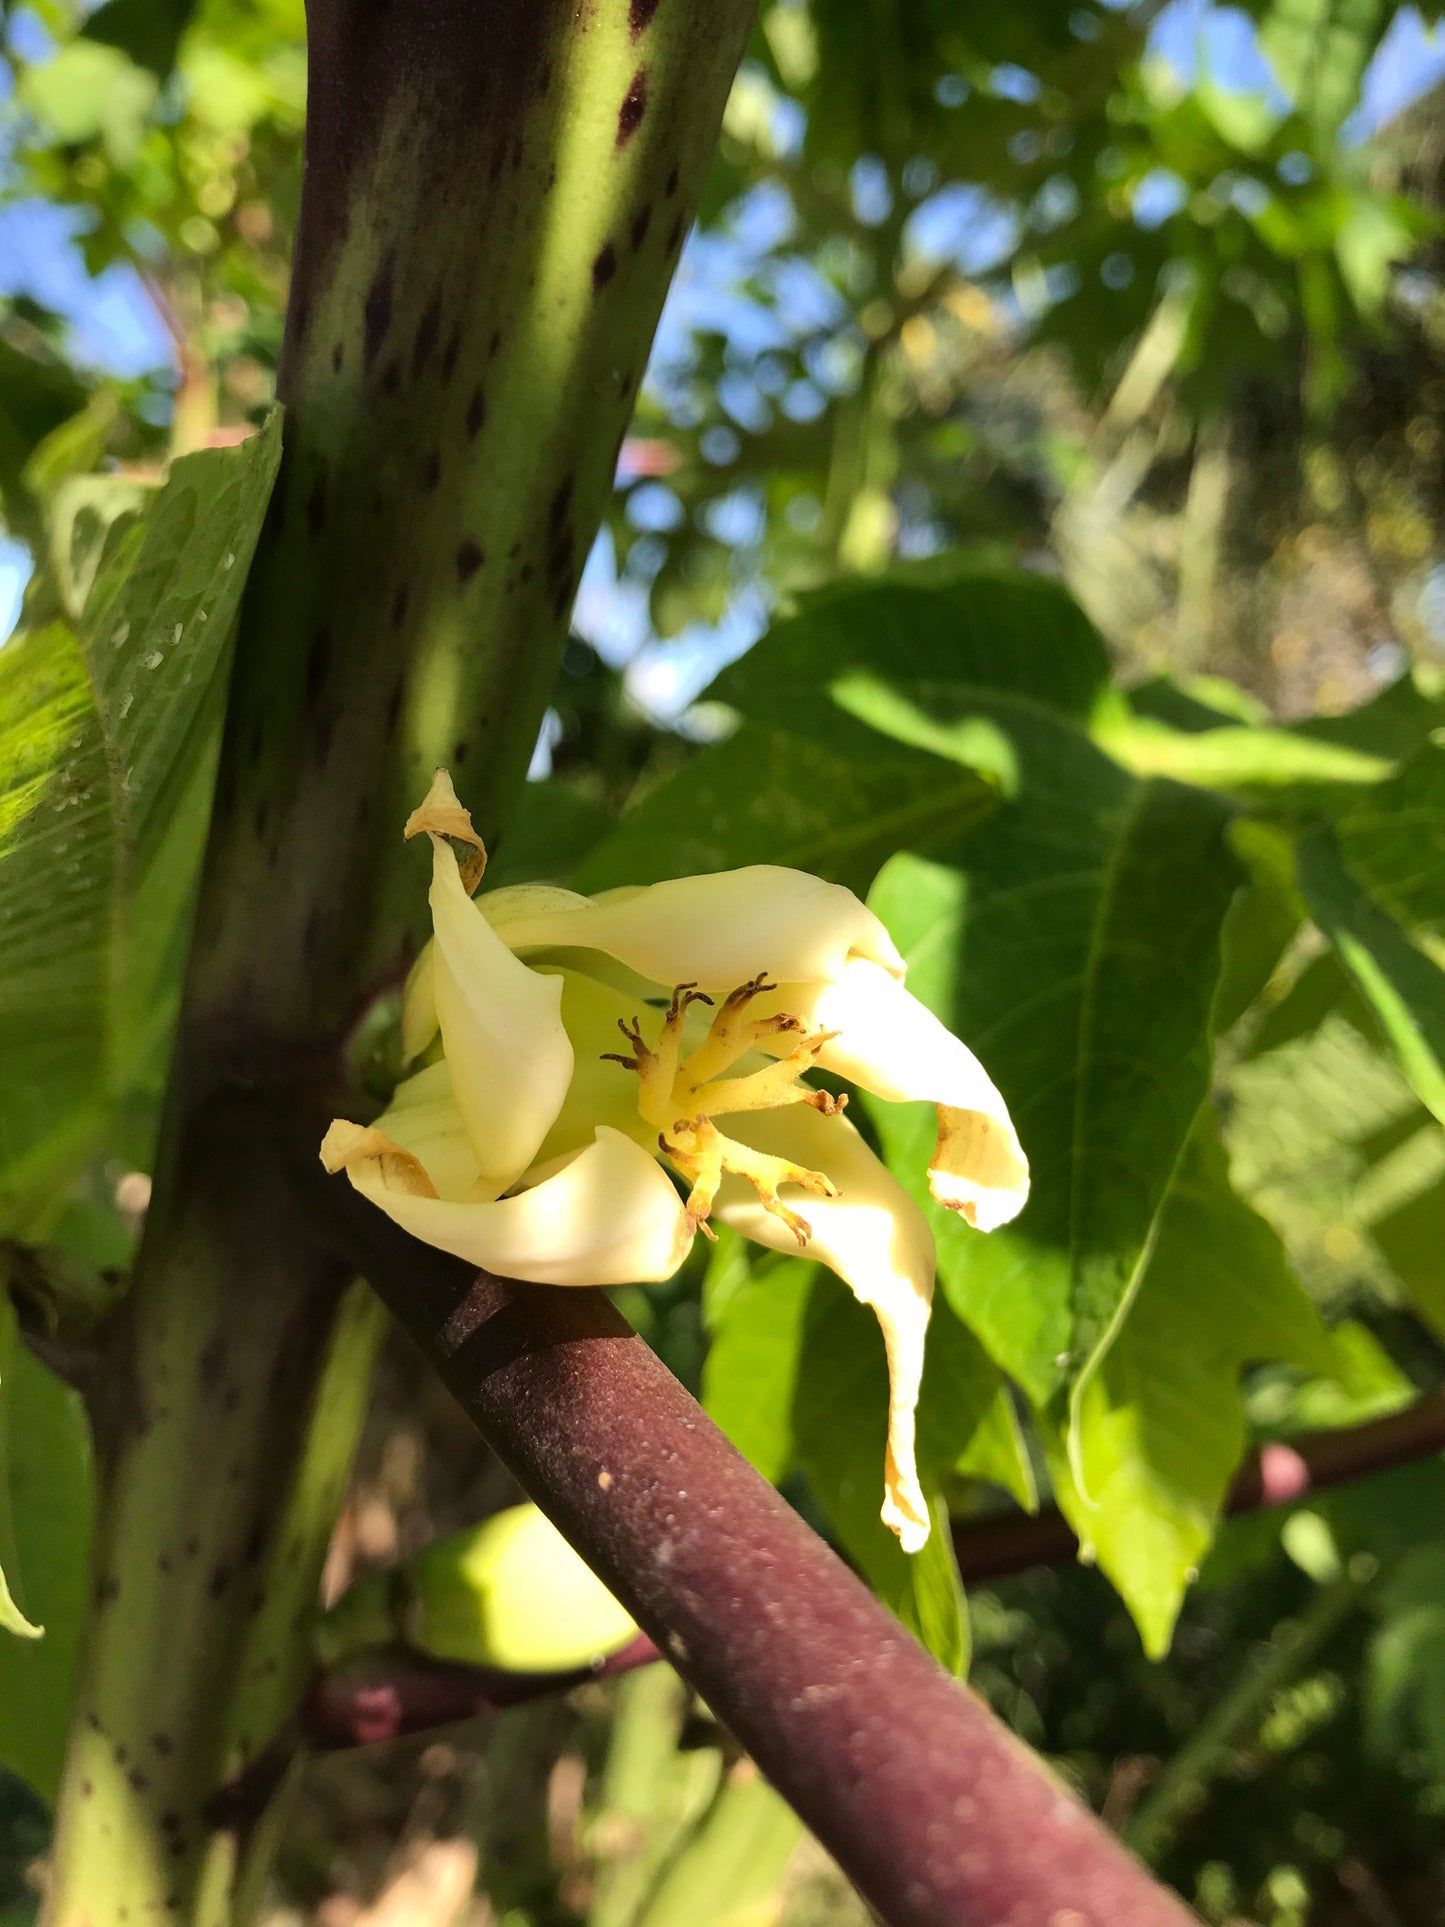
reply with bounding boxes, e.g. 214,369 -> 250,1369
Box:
691,1029 -> 845,1118
605,974 -> 843,1241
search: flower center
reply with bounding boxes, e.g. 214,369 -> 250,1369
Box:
603,973 -> 846,1243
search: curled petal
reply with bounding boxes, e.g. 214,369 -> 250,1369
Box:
787,958 -> 1029,1232
427,837 -> 574,1191
322,1120 -> 438,1198
329,1126 -> 695,1286
398,893 -> 591,1071
484,867 -> 905,989
405,768 -> 488,894
711,1105 -> 935,1554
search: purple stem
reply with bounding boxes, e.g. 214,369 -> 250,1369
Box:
306,1396 -> 1445,1754
304,1633 -> 660,1749
953,1392 -> 1445,1585
319,1174 -> 1196,1927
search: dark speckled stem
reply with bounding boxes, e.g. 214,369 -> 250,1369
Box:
194,0 -> 754,1045
44,4 -> 755,1921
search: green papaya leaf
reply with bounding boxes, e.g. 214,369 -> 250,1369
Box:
1099,718 -> 1391,794
1297,824 -> 1445,1126
702,1257 -> 812,1487
868,766 -> 1238,1415
703,1255 -> 1031,1514
1212,819 -> 1303,1033
1370,1175 -> 1445,1339
1051,1117 -> 1335,1657
1243,948 -> 1372,1060
1290,669 -> 1445,761
486,780 -> 615,890
0,335 -> 91,545
1260,0 -> 1389,138
0,1296 -> 95,1802
1365,1544 -> 1445,1787
1105,668 -> 1445,801
0,624 -> 119,1228
0,413 -> 283,1232
576,707 -> 997,898
670,568 -> 1241,1418
913,1291 -> 1036,1511
1330,738 -> 1445,937
713,565 -> 1113,738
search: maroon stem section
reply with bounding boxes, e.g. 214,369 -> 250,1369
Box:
304,1396 -> 1445,1755
953,1393 -> 1445,1586
320,1174 -> 1196,1927
304,1633 -> 659,1749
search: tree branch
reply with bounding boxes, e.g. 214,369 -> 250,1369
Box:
951,1394 -> 1445,1586
303,1633 -> 660,1750
296,1392 -> 1445,1767
313,1153 -> 1195,1927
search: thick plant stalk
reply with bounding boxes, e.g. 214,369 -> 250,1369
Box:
194,0 -> 753,1027
44,3 -> 755,1920
44,1134 -> 382,1922
319,1173 -> 1198,1927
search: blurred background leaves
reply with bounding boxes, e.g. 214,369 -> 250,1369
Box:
4,2 -> 1445,1924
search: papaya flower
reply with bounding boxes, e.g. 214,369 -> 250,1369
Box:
323,772 -> 1028,1552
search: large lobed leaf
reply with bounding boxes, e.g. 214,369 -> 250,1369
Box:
720,572 -> 1239,1412
1051,1117 -> 1335,1657
0,412 -> 282,1232
579,565 -> 1440,1657
575,703 -> 997,899
1297,823 -> 1445,1130
1330,738 -> 1445,938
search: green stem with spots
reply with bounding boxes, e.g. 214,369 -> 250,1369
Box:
44,3 -> 755,1921
45,1124 -> 383,1923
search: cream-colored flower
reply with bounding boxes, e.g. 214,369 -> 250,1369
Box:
324,771 -> 1028,1552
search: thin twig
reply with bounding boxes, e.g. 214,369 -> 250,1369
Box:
303,1635 -> 660,1750
951,1394 -> 1445,1585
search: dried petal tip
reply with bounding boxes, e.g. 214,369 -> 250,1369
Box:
320,1119 -> 440,1198
405,768 -> 488,894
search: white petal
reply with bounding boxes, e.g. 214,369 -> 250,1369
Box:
479,883 -> 593,925
788,958 -> 1029,1232
337,1126 -> 694,1286
427,837 -> 575,1190
712,1105 -> 934,1554
485,867 -> 904,988
401,942 -> 439,1063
